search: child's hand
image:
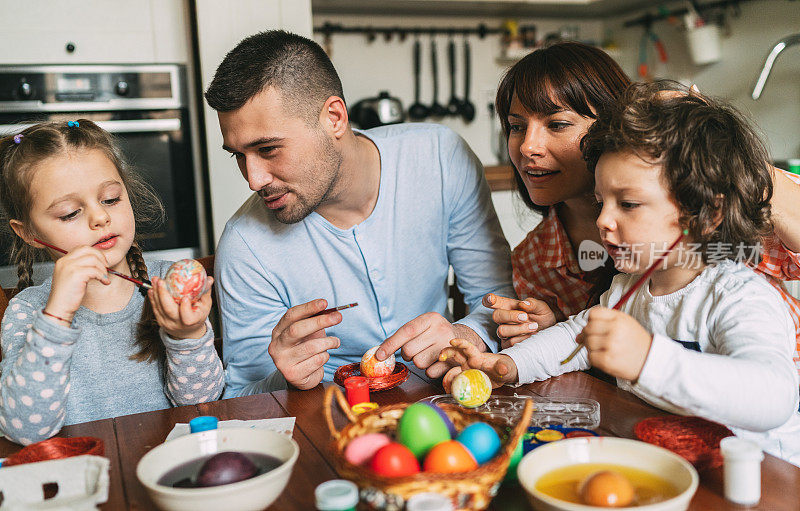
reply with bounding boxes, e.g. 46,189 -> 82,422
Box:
45,246 -> 112,323
439,338 -> 518,390
149,275 -> 214,339
483,293 -> 557,348
576,307 -> 653,381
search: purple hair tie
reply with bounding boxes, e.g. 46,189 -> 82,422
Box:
13,134 -> 23,144
67,121 -> 79,127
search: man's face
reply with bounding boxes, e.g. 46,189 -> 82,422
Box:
218,87 -> 342,224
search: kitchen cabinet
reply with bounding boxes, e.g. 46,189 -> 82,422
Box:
0,0 -> 189,64
312,0 -> 657,18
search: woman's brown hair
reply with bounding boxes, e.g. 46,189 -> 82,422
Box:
495,41 -> 632,215
582,81 -> 773,263
0,120 -> 166,362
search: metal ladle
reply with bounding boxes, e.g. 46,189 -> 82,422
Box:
408,39 -> 429,121
446,38 -> 462,116
459,38 -> 476,123
429,38 -> 448,118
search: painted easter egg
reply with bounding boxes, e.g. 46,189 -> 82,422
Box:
504,437 -> 524,482
398,403 -> 451,459
360,346 -> 395,378
370,442 -> 420,477
423,440 -> 478,473
421,402 -> 456,438
456,422 -> 501,465
164,259 -> 208,303
451,369 -> 492,408
344,433 -> 392,466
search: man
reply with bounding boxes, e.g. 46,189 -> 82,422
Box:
206,30 -> 514,397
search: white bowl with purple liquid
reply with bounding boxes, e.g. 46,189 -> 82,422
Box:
136,428 -> 299,511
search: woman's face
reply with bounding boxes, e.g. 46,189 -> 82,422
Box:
506,94 -> 596,206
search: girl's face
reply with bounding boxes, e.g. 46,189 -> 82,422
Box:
594,149 -> 685,274
506,94 -> 597,206
20,148 -> 136,271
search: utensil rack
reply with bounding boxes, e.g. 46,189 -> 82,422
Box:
314,22 -> 502,42
623,0 -> 755,28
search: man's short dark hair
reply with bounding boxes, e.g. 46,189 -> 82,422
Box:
205,30 -> 345,123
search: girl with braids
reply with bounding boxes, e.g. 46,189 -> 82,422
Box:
0,120 -> 223,445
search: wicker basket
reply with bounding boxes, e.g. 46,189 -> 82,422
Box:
324,385 -> 534,511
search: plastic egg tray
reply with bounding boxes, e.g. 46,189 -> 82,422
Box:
421,394 -> 600,429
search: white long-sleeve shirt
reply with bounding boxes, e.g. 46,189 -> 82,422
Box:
504,259 -> 800,466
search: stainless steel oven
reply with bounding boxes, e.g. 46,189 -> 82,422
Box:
0,64 -> 207,286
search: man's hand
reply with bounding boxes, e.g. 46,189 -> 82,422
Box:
375,312 -> 481,379
576,307 -> 653,381
439,338 -> 518,391
484,293 -> 557,348
269,299 -> 342,390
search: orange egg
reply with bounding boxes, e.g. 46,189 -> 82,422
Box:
423,440 -> 478,473
579,470 -> 635,507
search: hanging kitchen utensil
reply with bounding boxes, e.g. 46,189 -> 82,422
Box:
408,38 -> 429,121
429,38 -> 448,118
460,37 -> 476,123
446,38 -> 462,116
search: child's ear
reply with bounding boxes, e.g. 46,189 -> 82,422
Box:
9,219 -> 37,247
704,194 -> 725,235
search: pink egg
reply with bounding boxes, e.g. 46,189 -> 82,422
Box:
164,259 -> 208,303
361,346 -> 395,378
344,433 -> 392,466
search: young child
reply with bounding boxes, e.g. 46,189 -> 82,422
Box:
0,120 -> 224,445
441,83 -> 800,466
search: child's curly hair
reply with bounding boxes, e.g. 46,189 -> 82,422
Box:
582,81 -> 773,264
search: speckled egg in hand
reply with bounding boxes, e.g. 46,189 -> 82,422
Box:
360,346 -> 395,378
451,369 -> 492,408
164,259 -> 208,303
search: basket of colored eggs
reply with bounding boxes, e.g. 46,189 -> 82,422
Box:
323,385 -> 534,510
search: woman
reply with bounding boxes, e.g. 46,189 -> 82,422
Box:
488,42 -> 800,370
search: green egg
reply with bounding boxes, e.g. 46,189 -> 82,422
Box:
503,437 -> 524,483
398,403 -> 451,459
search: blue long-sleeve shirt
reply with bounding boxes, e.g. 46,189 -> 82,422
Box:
216,123 -> 514,398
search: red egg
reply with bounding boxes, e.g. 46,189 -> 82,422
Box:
370,442 -> 420,477
423,440 -> 478,473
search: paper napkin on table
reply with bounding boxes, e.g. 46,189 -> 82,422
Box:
165,417 -> 295,442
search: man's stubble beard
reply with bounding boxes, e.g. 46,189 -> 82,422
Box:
272,135 -> 343,224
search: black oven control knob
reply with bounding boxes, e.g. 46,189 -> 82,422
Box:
115,81 -> 130,96
17,80 -> 32,99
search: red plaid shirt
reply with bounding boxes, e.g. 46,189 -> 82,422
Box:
513,170 -> 800,372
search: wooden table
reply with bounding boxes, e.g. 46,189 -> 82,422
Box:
1,368 -> 798,510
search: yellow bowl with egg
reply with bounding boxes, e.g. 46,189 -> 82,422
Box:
518,437 -> 698,511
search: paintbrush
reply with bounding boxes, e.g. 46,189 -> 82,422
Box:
33,238 -> 152,290
312,302 -> 358,317
560,230 -> 688,365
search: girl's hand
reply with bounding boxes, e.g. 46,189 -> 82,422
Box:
576,307 -> 653,381
149,275 -> 214,339
483,293 -> 557,348
439,338 -> 518,390
45,246 -> 111,323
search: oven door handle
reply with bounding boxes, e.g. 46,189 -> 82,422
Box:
0,118 -> 181,135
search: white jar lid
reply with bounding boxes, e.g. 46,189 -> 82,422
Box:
720,436 -> 764,461
315,479 -> 359,510
406,492 -> 454,511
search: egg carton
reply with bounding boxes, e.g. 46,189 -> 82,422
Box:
421,394 -> 600,430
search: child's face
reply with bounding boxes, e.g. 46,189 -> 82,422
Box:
594,150 -> 684,274
23,148 -> 136,270
506,94 -> 596,206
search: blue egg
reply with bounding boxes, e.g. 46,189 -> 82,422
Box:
457,422 -> 501,465
421,402 -> 457,438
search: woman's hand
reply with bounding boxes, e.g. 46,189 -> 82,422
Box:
149,275 -> 213,339
45,246 -> 111,323
439,338 -> 518,390
483,293 -> 557,348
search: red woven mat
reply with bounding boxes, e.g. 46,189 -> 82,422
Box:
334,362 -> 409,392
634,416 -> 733,470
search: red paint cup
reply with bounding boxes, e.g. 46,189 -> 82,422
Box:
344,376 -> 370,406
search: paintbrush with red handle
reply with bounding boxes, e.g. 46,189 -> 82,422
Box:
560,230 -> 687,365
33,238 -> 152,290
